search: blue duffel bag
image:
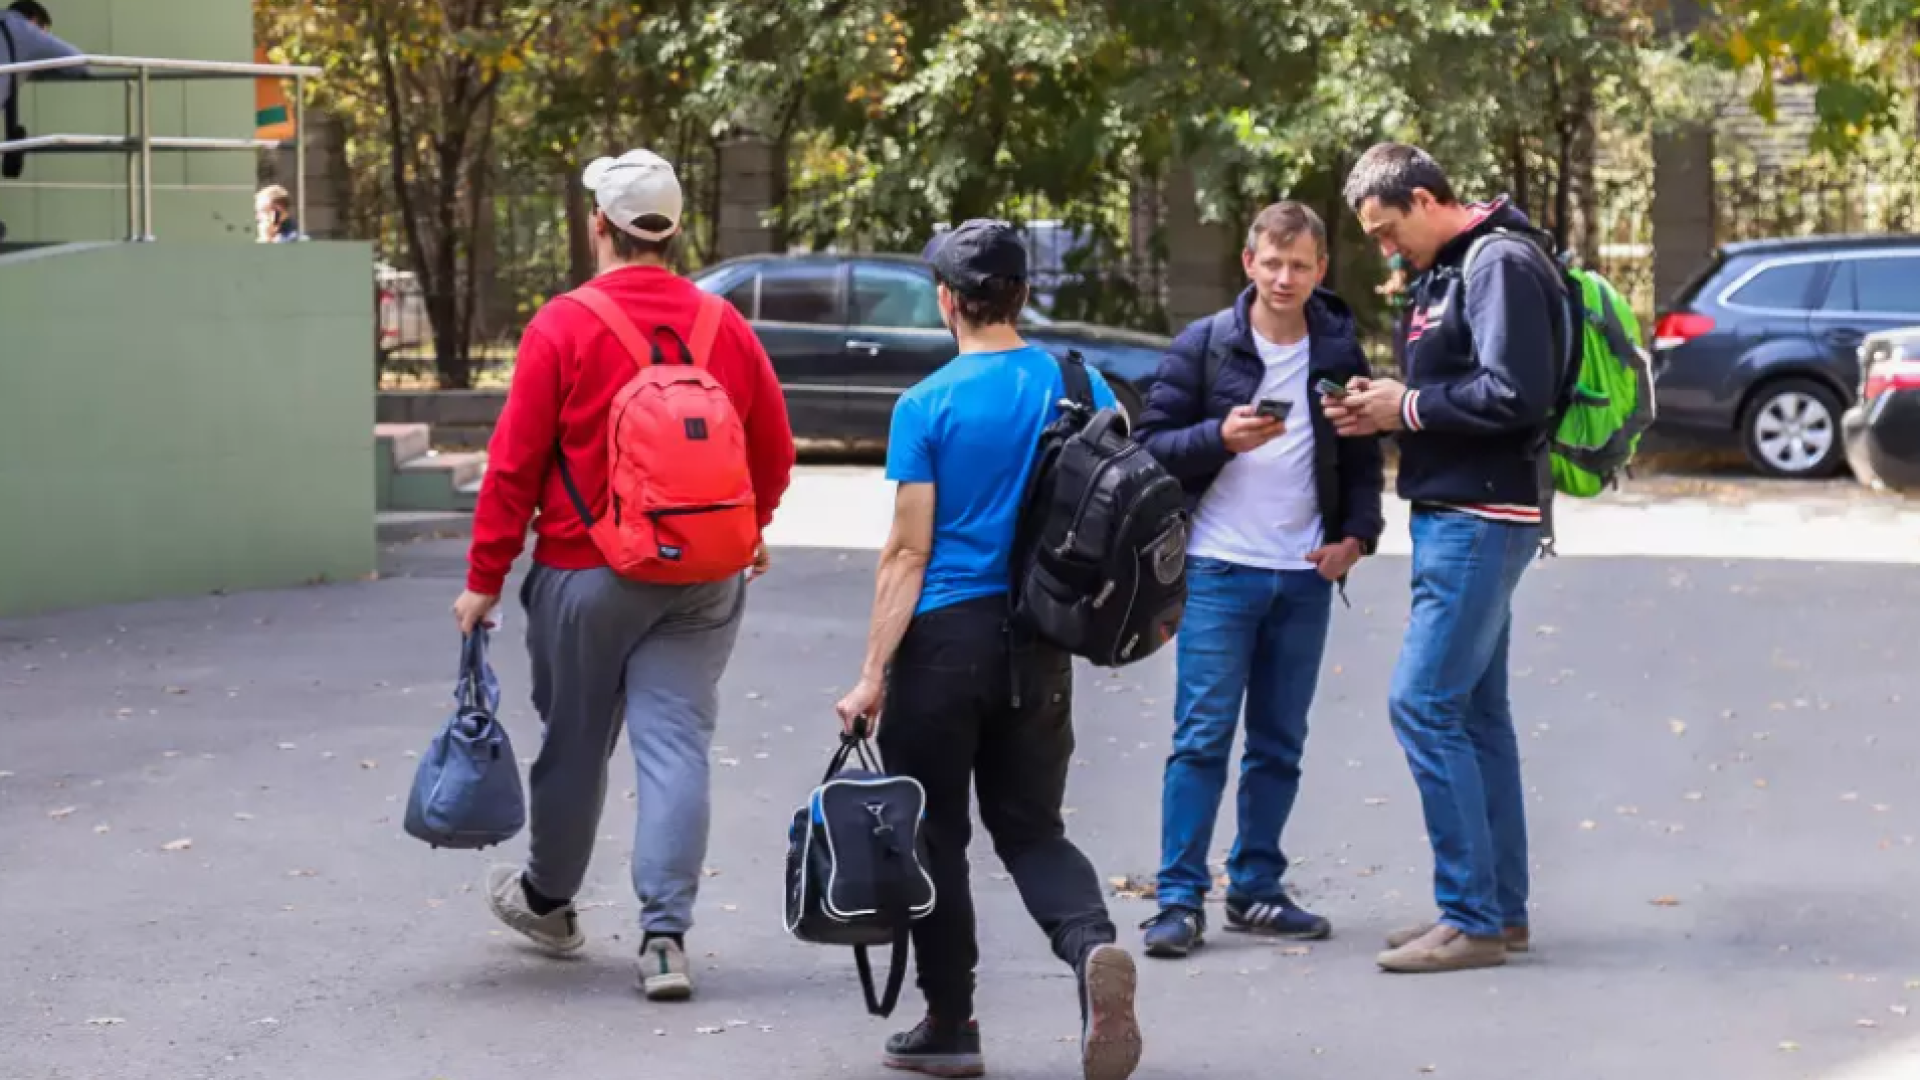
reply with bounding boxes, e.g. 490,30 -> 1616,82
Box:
404,627 -> 526,849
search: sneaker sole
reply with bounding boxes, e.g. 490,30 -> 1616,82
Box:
1136,930 -> 1198,953
1223,921 -> 1331,941
1376,949 -> 1509,974
642,973 -> 692,1001
1081,944 -> 1143,1080
882,1056 -> 985,1078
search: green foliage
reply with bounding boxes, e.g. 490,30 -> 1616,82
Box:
1698,0 -> 1920,152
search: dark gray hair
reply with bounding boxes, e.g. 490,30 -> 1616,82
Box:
1342,143 -> 1458,212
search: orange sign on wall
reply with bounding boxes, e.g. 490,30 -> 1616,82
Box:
254,45 -> 295,142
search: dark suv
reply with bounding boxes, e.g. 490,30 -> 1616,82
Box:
1651,234 -> 1920,477
690,253 -> 1171,442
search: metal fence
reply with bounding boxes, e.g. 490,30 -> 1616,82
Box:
1591,158 -> 1920,328
372,153 -> 1915,385
374,155 -> 716,386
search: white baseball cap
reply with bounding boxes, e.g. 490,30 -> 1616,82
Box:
581,149 -> 683,241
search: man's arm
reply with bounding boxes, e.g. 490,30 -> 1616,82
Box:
1132,321 -> 1232,479
730,310 -> 797,529
9,17 -> 88,75
464,320 -> 562,598
1401,245 -> 1562,436
857,482 -> 935,684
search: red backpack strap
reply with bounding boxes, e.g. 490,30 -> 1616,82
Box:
688,291 -> 724,368
562,284 -> 655,370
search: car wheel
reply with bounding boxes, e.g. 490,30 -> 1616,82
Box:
1741,377 -> 1845,479
1109,381 -> 1144,434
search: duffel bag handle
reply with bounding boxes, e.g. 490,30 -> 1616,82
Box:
822,717 -> 883,782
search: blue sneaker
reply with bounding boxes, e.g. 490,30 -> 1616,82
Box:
1224,893 -> 1332,940
1139,905 -> 1205,958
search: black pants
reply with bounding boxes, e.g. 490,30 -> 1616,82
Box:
877,595 -> 1118,1022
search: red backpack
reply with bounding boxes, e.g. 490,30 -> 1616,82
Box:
553,284 -> 759,585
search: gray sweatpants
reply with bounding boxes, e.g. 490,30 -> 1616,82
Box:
517,562 -> 746,934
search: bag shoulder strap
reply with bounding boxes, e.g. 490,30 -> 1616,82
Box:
562,284 -> 656,371
688,291 -> 724,369
1054,348 -> 1095,411
1202,308 -> 1236,396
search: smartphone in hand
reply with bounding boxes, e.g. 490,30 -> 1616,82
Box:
1255,398 -> 1293,422
1315,378 -> 1350,400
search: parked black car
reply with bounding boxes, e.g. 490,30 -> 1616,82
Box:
1842,326 -> 1920,492
1651,233 -> 1920,477
690,253 -> 1171,442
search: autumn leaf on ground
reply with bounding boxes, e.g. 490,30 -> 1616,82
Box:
359,759 -> 377,770
1279,946 -> 1312,957
1364,797 -> 1389,807
1891,1005 -> 1909,1017
48,806 -> 77,819
1109,875 -> 1156,901
1580,820 -> 1598,831
1778,1041 -> 1800,1052
1684,792 -> 1705,802
696,1025 -> 725,1035
1669,720 -> 1687,736
287,869 -> 317,878
86,1017 -> 125,1026
160,838 -> 192,852
164,686 -> 187,695
1649,896 -> 1682,907
1858,1019 -> 1879,1028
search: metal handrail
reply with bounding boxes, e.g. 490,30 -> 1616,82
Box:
0,54 -> 324,241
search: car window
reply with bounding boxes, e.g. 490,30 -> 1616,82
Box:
1854,256 -> 1920,316
850,263 -> 944,329
757,263 -> 842,325
718,272 -> 758,319
1726,260 -> 1823,312
1819,260 -> 1858,313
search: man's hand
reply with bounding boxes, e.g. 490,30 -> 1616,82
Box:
834,676 -> 885,737
1325,376 -> 1406,437
747,538 -> 771,580
453,590 -> 500,635
1221,404 -> 1286,454
1304,538 -> 1364,583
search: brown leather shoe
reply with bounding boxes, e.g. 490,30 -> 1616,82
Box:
1384,921 -> 1529,952
1376,924 -> 1509,973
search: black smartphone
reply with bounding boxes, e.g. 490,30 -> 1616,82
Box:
1315,378 -> 1350,400
1255,398 -> 1292,422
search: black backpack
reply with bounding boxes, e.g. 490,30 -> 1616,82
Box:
1010,351 -> 1190,668
783,727 -> 934,1017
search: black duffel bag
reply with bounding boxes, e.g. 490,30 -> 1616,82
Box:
783,722 -> 935,1017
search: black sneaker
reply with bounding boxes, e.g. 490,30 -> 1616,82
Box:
1224,892 -> 1332,940
883,1015 -> 984,1078
1139,905 -> 1205,958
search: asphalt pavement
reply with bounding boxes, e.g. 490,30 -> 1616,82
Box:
5,523 -> 1920,1080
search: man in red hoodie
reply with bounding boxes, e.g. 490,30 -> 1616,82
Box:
452,148 -> 795,1000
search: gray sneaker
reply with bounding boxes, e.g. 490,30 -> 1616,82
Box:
639,935 -> 693,1001
484,865 -> 584,956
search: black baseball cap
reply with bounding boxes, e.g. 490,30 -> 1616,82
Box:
924,218 -> 1028,291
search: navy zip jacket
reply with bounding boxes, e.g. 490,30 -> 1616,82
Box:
1392,197 -> 1570,517
1134,284 -> 1386,555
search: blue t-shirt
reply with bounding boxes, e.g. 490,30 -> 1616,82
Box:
885,344 -> 1116,616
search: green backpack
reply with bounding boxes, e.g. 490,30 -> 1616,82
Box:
1462,229 -> 1657,549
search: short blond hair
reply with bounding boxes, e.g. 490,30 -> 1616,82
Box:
256,184 -> 291,211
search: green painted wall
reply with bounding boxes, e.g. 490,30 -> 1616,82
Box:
0,0 -> 257,243
0,241 -> 376,618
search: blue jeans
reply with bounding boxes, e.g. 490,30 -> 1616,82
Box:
1389,508 -> 1539,939
1156,556 -> 1333,910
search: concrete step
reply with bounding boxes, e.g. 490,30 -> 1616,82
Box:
377,510 -> 473,543
390,450 -> 485,512
375,422 -> 431,467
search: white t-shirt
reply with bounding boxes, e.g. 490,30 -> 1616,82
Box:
1187,328 -> 1324,571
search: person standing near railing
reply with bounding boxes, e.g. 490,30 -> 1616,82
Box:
1,1 -> 88,239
